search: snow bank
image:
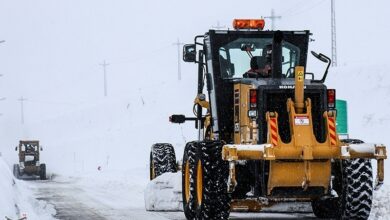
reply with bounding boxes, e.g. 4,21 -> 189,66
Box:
0,157 -> 55,220
370,185 -> 390,220
144,172 -> 182,211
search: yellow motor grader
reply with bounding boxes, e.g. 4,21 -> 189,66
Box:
13,140 -> 46,180
149,19 -> 387,219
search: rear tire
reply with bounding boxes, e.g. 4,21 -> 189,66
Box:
39,164 -> 46,180
182,142 -> 197,219
149,143 -> 177,180
194,141 -> 231,219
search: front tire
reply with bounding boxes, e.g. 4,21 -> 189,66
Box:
312,139 -> 373,219
182,142 -> 197,219
149,143 -> 177,180
39,164 -> 46,180
312,158 -> 373,219
340,158 -> 373,219
340,139 -> 373,219
13,164 -> 20,179
194,141 -> 231,219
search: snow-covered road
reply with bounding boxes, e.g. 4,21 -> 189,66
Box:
25,172 -> 317,220
29,179 -> 169,220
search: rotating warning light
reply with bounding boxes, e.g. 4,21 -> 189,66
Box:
233,19 -> 265,30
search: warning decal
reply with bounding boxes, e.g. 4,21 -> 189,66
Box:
294,116 -> 310,125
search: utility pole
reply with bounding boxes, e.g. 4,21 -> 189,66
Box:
264,9 -> 282,30
0,97 -> 5,117
331,0 -> 337,67
172,39 -> 184,80
18,97 -> 27,124
212,21 -> 226,30
99,60 -> 109,96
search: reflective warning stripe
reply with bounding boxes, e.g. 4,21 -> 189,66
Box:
270,117 -> 278,146
328,117 -> 337,146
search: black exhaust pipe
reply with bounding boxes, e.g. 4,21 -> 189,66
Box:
272,31 -> 284,79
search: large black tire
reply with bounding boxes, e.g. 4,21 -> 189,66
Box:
13,164 -> 20,179
312,197 -> 339,219
39,164 -> 46,180
193,141 -> 231,219
340,139 -> 373,219
339,158 -> 373,219
149,143 -> 177,180
312,139 -> 373,219
182,142 -> 197,219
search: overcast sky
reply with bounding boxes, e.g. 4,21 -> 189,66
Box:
0,0 -> 389,131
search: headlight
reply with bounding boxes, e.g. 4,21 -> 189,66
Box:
20,162 -> 25,169
248,110 -> 257,118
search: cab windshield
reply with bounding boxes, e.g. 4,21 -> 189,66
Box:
218,37 -> 300,79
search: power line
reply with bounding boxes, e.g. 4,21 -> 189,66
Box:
112,44 -> 172,65
99,60 -> 109,96
264,9 -> 282,30
172,39 -> 184,80
282,0 -> 327,18
279,0 -> 307,17
0,98 -> 5,117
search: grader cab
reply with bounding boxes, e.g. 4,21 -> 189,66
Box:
149,19 -> 387,219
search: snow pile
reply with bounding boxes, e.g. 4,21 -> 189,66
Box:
370,185 -> 390,220
0,156 -> 55,220
144,172 -> 182,211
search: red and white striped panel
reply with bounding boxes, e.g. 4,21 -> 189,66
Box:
328,117 -> 337,146
270,117 -> 279,146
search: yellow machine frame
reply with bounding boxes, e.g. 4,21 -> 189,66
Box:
219,66 -> 387,210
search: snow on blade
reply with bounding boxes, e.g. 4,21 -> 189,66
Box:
224,144 -> 269,152
348,143 -> 378,154
144,172 -> 183,211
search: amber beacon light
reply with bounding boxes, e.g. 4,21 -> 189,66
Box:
233,19 -> 265,30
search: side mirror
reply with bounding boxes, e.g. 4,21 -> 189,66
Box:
311,51 -> 328,63
183,44 -> 196,62
15,146 -> 18,151
311,51 -> 332,83
40,146 -> 43,151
